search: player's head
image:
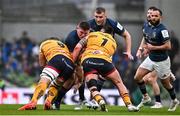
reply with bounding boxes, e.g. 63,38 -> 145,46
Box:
77,21 -> 90,39
41,37 -> 60,43
101,25 -> 114,35
94,7 -> 107,25
46,37 -> 61,41
147,6 -> 158,22
150,8 -> 162,26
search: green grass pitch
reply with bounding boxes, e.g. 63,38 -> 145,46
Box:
0,104 -> 179,115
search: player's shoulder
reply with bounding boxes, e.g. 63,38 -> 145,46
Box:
106,18 -> 117,26
160,23 -> 167,29
41,37 -> 59,44
88,31 -> 104,39
88,19 -> 96,24
66,30 -> 78,40
155,23 -> 169,36
106,18 -> 124,32
67,30 -> 77,37
89,31 -> 100,35
157,24 -> 169,38
40,37 -> 60,49
143,21 -> 149,26
142,21 -> 150,30
158,23 -> 168,30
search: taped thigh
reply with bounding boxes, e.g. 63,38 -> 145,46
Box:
40,67 -> 59,81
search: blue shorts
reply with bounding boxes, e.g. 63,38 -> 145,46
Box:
82,58 -> 115,77
47,55 -> 75,81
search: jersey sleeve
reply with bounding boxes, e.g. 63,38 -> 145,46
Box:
108,19 -> 125,35
88,19 -> 96,32
65,34 -> 75,52
161,29 -> 170,43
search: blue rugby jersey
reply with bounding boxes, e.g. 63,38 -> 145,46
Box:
88,18 -> 125,36
143,22 -> 170,61
65,30 -> 80,52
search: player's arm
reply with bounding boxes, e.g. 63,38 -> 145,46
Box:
39,51 -> 46,67
114,20 -> 133,59
65,35 -> 74,52
122,29 -> 134,60
145,40 -> 171,50
122,29 -> 131,53
136,37 -> 147,58
138,37 -> 146,51
144,29 -> 171,51
72,38 -> 87,62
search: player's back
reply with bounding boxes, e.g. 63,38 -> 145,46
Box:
82,32 -> 117,62
40,38 -> 72,61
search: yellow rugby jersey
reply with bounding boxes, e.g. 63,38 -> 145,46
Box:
39,39 -> 73,61
81,32 -> 117,63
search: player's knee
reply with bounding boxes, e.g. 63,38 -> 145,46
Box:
134,75 -> 142,82
147,78 -> 154,85
135,72 -> 147,83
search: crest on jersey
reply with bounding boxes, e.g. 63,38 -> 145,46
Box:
153,32 -> 156,38
161,30 -> 169,38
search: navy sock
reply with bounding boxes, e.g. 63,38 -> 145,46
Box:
167,87 -> 176,100
137,81 -> 147,94
97,78 -> 105,92
155,95 -> 161,103
54,87 -> 68,105
79,83 -> 85,101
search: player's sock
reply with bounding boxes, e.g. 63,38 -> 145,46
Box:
155,95 -> 161,103
46,85 -> 58,103
79,83 -> 85,101
31,82 -> 48,102
121,93 -> 132,106
54,87 -> 69,105
94,94 -> 103,103
167,87 -> 176,100
97,76 -> 105,91
137,81 -> 147,94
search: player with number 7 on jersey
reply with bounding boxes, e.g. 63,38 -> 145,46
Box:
72,25 -> 139,112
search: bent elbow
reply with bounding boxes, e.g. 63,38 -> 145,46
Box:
167,44 -> 172,50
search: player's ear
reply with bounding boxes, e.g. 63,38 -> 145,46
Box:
160,16 -> 163,20
104,12 -> 107,18
76,25 -> 79,30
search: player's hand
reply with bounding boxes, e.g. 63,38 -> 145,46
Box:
142,48 -> 149,57
73,80 -> 82,94
143,43 -> 154,51
73,71 -> 83,94
136,49 -> 143,59
123,52 -> 134,60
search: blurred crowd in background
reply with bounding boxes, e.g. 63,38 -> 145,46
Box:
0,31 -> 41,87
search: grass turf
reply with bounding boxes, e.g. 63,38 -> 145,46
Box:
0,104 -> 179,115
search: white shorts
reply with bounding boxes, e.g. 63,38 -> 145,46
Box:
139,56 -> 175,79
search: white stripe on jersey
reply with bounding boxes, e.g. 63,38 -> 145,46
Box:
117,22 -> 123,31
